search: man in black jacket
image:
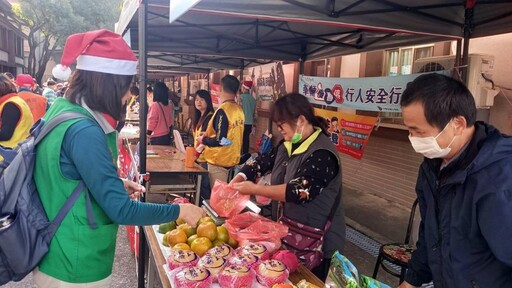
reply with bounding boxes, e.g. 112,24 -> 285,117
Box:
398,73 -> 512,288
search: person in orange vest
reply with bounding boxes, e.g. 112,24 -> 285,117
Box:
0,74 -> 33,154
15,74 -> 48,123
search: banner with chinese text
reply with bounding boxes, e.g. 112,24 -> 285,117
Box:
300,73 -> 438,112
314,108 -> 378,160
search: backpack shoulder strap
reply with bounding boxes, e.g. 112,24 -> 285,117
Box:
47,180 -> 97,237
35,112 -> 89,145
0,112 -> 86,163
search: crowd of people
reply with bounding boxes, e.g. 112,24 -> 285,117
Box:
2,28 -> 511,288
0,72 -> 70,153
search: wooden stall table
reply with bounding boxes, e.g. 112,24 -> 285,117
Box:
144,145 -> 207,205
143,226 -> 325,288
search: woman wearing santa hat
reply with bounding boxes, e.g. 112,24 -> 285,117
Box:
33,29 -> 205,287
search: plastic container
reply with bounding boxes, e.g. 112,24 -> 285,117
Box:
185,146 -> 196,168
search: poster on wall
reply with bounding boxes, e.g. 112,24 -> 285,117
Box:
314,108 -> 378,160
300,72 -> 448,112
251,62 -> 287,102
190,80 -> 199,96
199,79 -> 208,90
210,83 -> 221,107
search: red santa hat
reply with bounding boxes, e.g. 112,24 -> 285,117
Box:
242,80 -> 253,90
52,29 -> 137,80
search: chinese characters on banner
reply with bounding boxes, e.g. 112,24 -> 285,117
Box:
210,83 -> 221,107
300,73 -> 446,112
314,108 -> 378,160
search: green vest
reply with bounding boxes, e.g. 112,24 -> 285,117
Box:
34,98 -> 119,283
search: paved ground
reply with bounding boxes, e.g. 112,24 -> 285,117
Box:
343,185 -> 413,286
344,241 -> 398,286
2,226 -> 138,288
344,186 -> 411,244
2,186 -> 413,288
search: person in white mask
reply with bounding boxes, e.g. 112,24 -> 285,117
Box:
398,73 -> 512,288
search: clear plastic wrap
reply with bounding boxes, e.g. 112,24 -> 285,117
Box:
197,254 -> 227,282
240,243 -> 270,261
173,266 -> 213,288
325,252 -> 359,288
218,264 -> 256,288
324,251 -> 392,288
166,249 -> 199,271
227,252 -> 260,269
255,260 -> 290,287
360,275 -> 392,288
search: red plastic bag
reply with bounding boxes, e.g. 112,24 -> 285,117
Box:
117,138 -> 132,179
210,180 -> 250,218
224,212 -> 288,253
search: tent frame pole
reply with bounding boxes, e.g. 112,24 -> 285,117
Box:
462,2 -> 474,84
207,70 -> 211,91
137,0 -> 148,287
240,60 -> 245,83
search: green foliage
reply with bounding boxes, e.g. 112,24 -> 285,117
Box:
12,0 -> 123,82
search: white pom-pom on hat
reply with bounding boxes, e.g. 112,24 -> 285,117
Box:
52,64 -> 72,81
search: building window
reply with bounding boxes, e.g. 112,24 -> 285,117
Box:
415,47 -> 433,61
400,48 -> 413,75
386,49 -> 399,76
16,36 -> 23,57
385,45 -> 433,76
357,45 -> 435,128
311,60 -> 327,77
0,27 -> 7,50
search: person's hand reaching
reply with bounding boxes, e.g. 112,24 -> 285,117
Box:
122,178 -> 145,200
229,174 -> 245,186
230,181 -> 257,195
196,132 -> 205,146
178,204 -> 206,228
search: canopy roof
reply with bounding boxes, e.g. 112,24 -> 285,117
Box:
117,0 -> 512,72
144,51 -> 274,71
